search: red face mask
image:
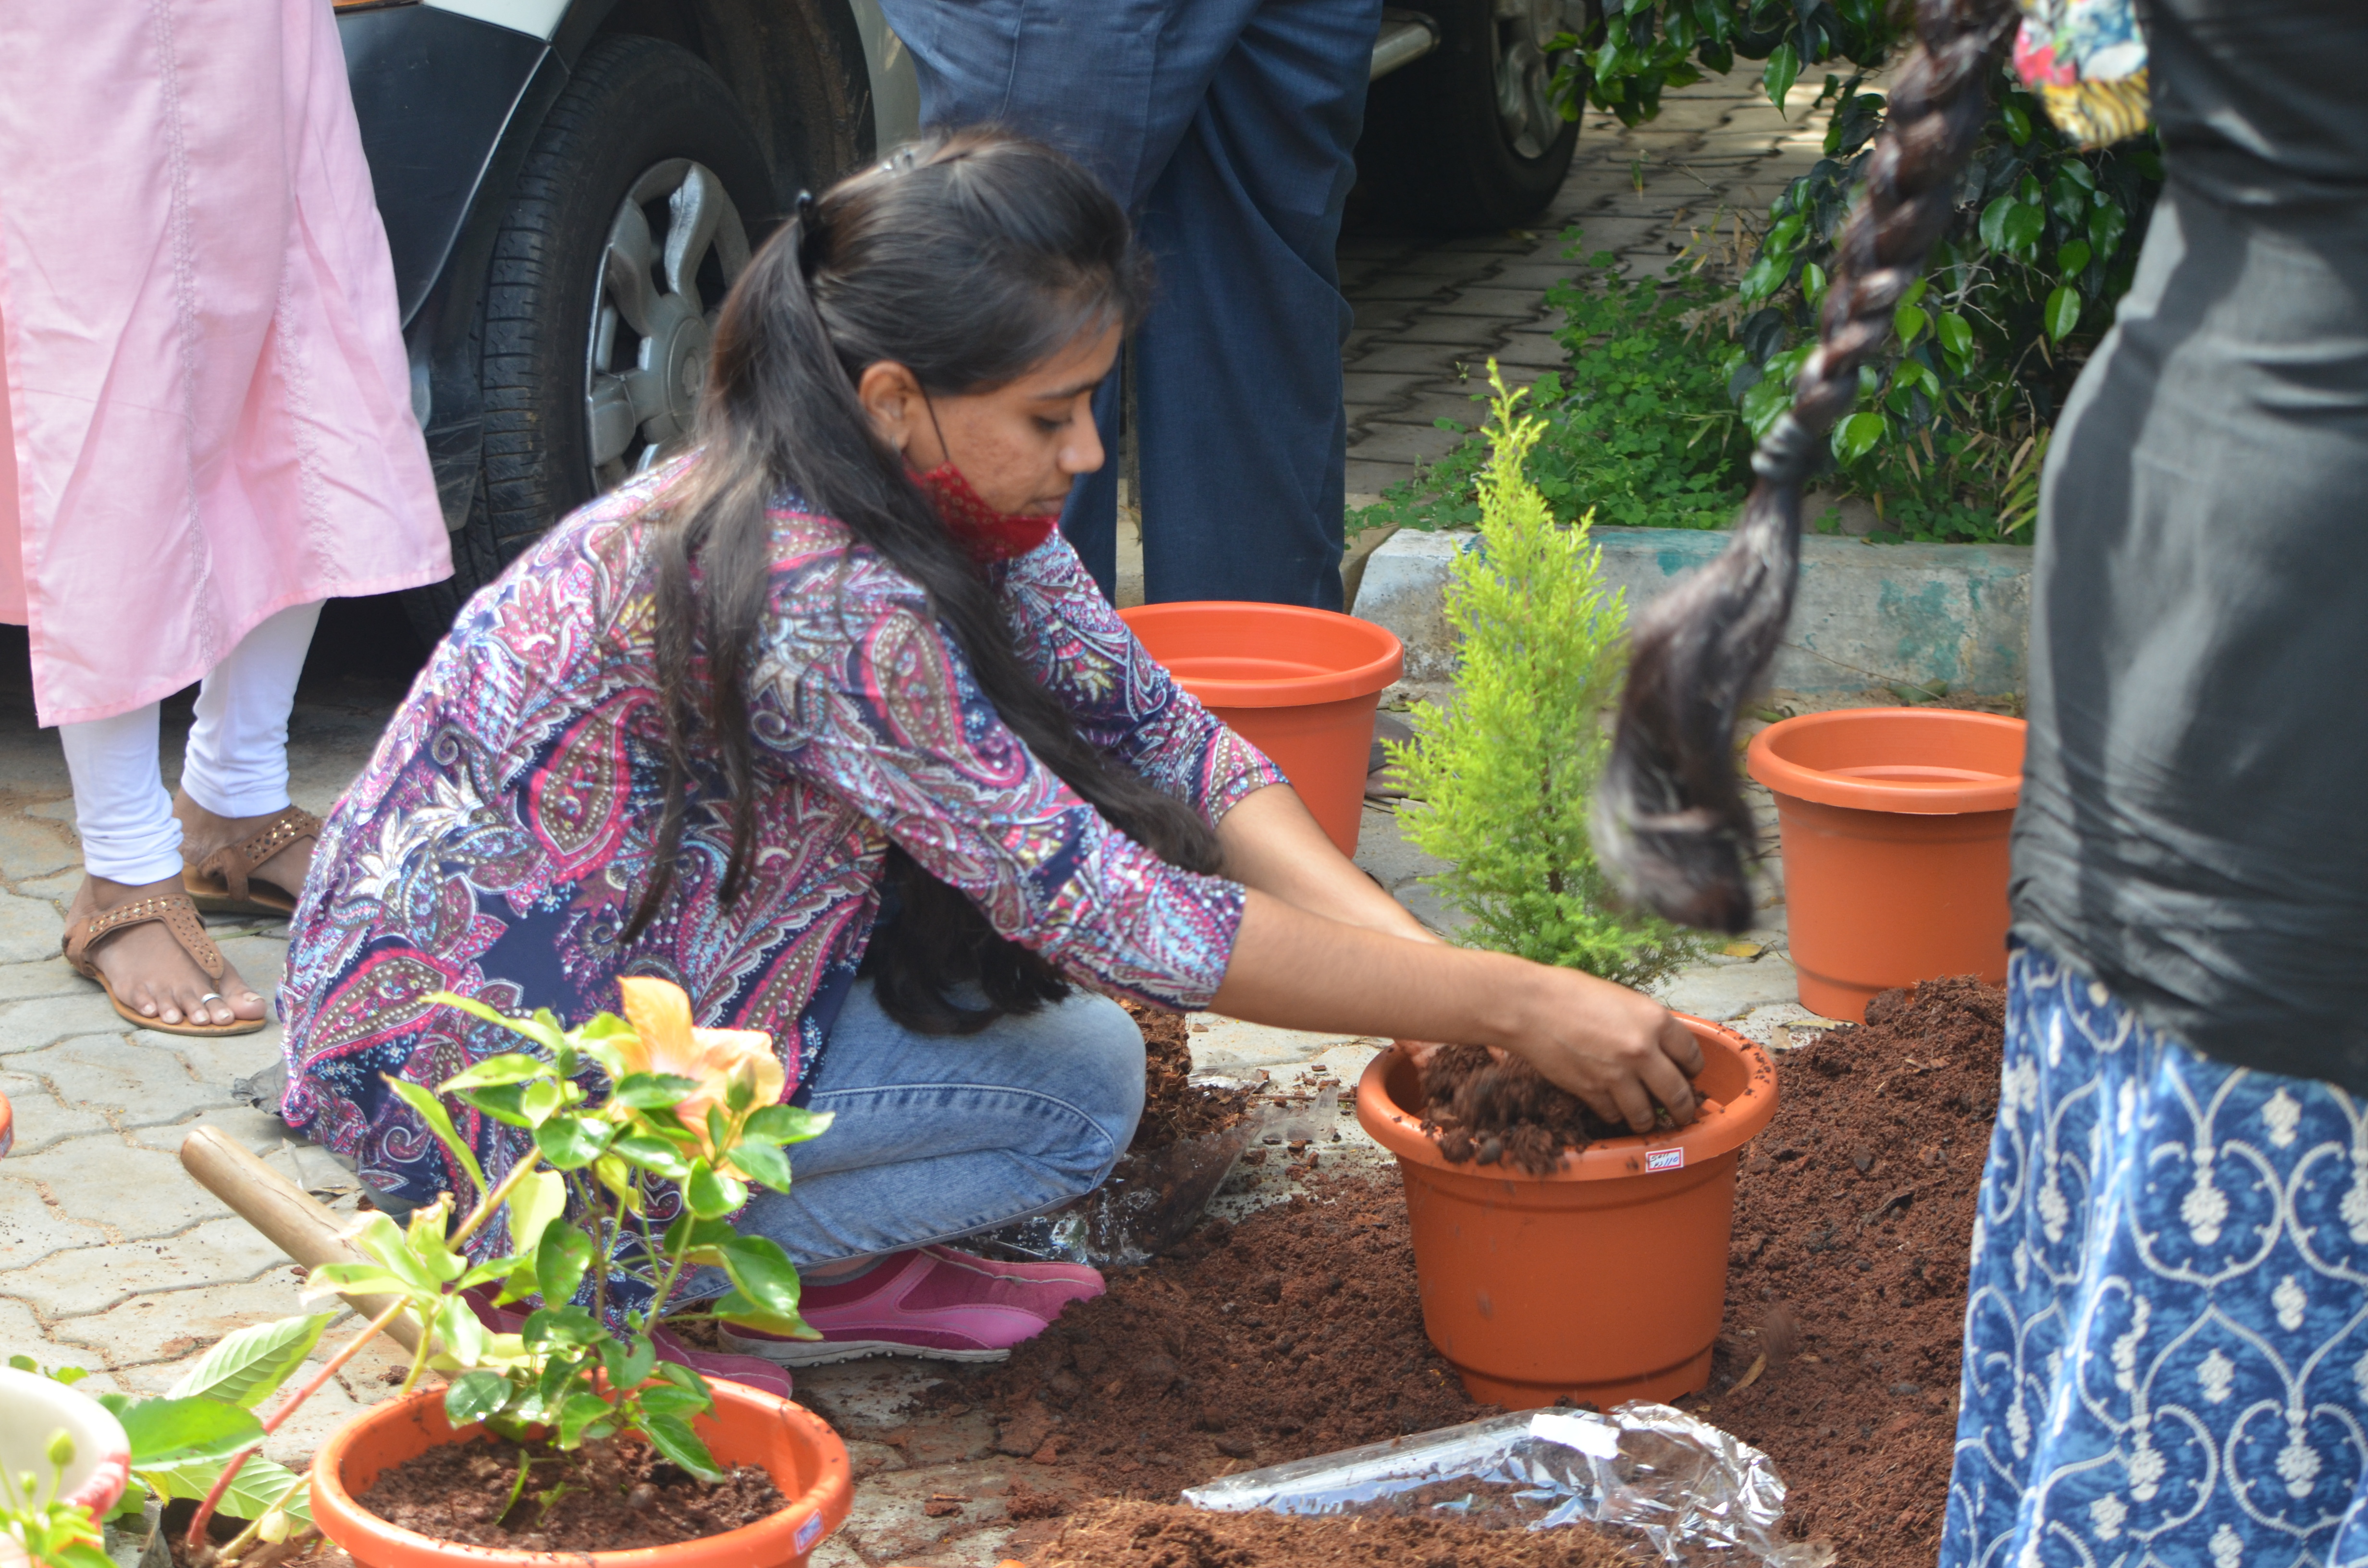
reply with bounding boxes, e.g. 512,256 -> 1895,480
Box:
913,462 -> 1062,564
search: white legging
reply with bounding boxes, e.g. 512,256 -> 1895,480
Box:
58,601 -> 323,884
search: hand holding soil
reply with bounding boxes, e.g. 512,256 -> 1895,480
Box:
1490,968 -> 1702,1134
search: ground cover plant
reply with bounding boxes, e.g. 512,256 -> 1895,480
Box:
1356,2 -> 2160,544
1382,369 -> 1693,987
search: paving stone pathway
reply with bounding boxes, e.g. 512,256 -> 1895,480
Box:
0,71 -> 1846,1567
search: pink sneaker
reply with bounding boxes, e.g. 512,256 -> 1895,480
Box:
717,1246 -> 1105,1366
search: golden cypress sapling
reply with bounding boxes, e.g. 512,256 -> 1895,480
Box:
1385,365 -> 1693,986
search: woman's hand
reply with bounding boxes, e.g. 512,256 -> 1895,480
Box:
1212,890 -> 1703,1136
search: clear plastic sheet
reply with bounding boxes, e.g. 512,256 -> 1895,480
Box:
979,1100 -> 1323,1268
1182,1402 -> 1836,1568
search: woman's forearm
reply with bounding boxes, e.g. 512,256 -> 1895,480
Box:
1215,783 -> 1436,943
1211,888 -> 1703,1134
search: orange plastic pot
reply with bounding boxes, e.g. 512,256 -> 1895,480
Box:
1746,708 -> 2025,1021
1355,1018 -> 1777,1410
1119,601 -> 1403,857
310,1383 -> 852,1568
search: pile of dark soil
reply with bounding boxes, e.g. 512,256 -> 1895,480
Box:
1031,1498 -> 1637,1567
1418,1044 -> 1626,1174
940,1173 -> 1486,1496
357,1435 -> 785,1552
1122,1000 -> 1256,1152
1701,975 -> 2003,1567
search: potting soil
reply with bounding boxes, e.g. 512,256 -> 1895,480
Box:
1028,1498 -> 1640,1567
1702,975 -> 2003,1567
355,1433 -> 786,1552
1122,1000 -> 1256,1151
1417,1044 -> 1628,1173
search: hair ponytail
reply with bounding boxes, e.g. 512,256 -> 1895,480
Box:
1591,0 -> 2023,931
624,131 -> 1222,1030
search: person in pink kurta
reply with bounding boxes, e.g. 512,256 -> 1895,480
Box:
0,0 -> 452,1035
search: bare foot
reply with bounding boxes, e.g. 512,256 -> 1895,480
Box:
173,793 -> 317,907
64,874 -> 264,1028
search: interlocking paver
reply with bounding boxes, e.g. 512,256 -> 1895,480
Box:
0,1215 -> 291,1320
0,1173 -> 110,1268
11,1034 -> 227,1124
48,1275 -> 312,1369
3,1136 -> 234,1239
0,1065 -> 115,1155
0,992 -> 125,1055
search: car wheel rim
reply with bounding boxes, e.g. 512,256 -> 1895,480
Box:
1492,0 -> 1578,162
585,158 -> 752,491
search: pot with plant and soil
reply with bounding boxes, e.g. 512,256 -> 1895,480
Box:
1360,369 -> 1774,1409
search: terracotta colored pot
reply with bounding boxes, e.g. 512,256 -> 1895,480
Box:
0,1367 -> 131,1519
1745,707 -> 2025,1021
1354,1018 -> 1778,1410
310,1384 -> 851,1568
1119,601 -> 1403,857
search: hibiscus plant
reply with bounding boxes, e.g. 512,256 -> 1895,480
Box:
171,978 -> 826,1565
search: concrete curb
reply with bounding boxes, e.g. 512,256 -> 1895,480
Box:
1355,525 -> 2034,698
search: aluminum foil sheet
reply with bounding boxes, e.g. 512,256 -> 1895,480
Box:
1182,1402 -> 1835,1567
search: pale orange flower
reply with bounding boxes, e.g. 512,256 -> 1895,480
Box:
615,977 -> 785,1173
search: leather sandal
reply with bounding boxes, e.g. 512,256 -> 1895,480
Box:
182,805 -> 321,918
62,890 -> 264,1037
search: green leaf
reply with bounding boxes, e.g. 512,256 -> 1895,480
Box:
556,1392 -> 617,1449
535,1222 -> 597,1309
456,1081 -> 533,1128
166,1314 -> 334,1410
382,1078 -> 487,1195
685,1160 -> 746,1220
1936,312 -> 1974,357
435,1293 -> 493,1366
2001,203 -> 2045,253
2057,238 -> 2093,277
2044,284 -> 2082,341
611,1073 -> 700,1109
523,1306 -> 604,1349
444,1370 -> 510,1427
727,1140 -> 794,1194
601,1336 -> 658,1393
718,1236 -> 804,1318
505,1169 -> 568,1258
1760,42 -> 1799,112
643,1416 -> 726,1483
635,1384 -> 708,1420
2000,99 -> 2032,145
740,1105 -> 832,1147
533,1114 -> 609,1169
521,1078 -> 566,1126
610,1132 -> 692,1179
1978,196 -> 2016,252
115,1398 -> 264,1466
437,1054 -> 550,1092
345,1212 -> 445,1294
1893,303 -> 1927,343
1832,411 -> 1886,465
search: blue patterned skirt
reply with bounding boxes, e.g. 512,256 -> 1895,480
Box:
1945,943 -> 2368,1567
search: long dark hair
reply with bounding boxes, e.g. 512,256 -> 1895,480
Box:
1592,0 -> 2021,931
625,129 -> 1221,1030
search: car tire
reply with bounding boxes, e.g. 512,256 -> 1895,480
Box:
402,34 -> 775,642
1356,0 -> 1585,234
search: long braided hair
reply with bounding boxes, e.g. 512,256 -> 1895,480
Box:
625,130 -> 1222,1031
1592,0 -> 2023,931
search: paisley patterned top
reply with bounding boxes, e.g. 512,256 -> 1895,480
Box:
277,460 -> 1283,1211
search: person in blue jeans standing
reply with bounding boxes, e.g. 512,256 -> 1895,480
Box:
877,0 -> 1384,609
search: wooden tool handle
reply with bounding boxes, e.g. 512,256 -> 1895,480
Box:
178,1126 -> 422,1353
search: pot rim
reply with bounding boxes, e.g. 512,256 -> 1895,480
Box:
309,1382 -> 849,1568
1117,600 -> 1404,708
1355,1015 -> 1778,1180
1745,707 -> 2025,815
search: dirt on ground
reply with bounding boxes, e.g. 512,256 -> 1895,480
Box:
1122,1000 -> 1257,1152
1699,976 -> 2003,1568
1417,1044 -> 1628,1174
356,1433 -> 786,1552
1030,1498 -> 1640,1567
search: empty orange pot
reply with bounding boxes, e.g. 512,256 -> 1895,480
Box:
1746,708 -> 2025,1021
1119,601 -> 1403,857
1355,1019 -> 1777,1410
310,1383 -> 851,1568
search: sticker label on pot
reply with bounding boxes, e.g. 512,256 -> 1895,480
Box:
1646,1147 -> 1685,1172
796,1513 -> 824,1552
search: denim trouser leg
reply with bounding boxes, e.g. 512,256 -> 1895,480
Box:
730,979 -> 1146,1268
876,0 -> 1379,607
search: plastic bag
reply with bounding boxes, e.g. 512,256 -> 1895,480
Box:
1182,1402 -> 1835,1568
979,1101 -> 1324,1268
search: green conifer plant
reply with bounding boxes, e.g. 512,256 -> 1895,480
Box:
1386,364 -> 1693,986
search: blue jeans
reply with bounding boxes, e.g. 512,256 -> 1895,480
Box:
731,979 -> 1145,1267
878,0 -> 1383,609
